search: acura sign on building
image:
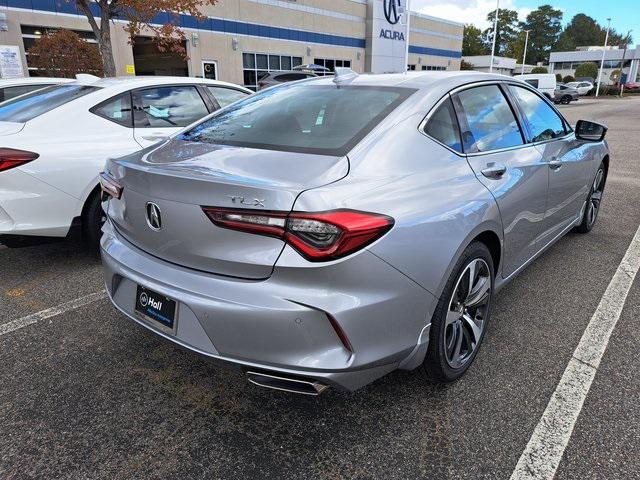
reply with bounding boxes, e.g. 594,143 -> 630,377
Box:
366,0 -> 409,73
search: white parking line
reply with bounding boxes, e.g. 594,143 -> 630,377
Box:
511,223 -> 640,480
0,290 -> 107,337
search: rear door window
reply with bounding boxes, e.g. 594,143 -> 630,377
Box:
0,84 -> 99,123
508,85 -> 567,142
454,85 -> 524,152
205,86 -> 249,108
91,93 -> 133,127
133,85 -> 209,128
423,97 -> 462,152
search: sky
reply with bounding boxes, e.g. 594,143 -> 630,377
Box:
413,0 -> 639,43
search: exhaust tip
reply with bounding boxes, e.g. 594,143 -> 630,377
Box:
246,371 -> 329,396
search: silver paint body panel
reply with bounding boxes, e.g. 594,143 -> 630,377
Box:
101,72 -> 609,390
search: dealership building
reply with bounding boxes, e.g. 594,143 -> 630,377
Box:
0,0 -> 463,89
549,45 -> 640,84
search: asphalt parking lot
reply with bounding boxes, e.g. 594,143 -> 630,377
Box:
1,96 -> 639,479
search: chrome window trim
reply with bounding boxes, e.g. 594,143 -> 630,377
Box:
508,82 -> 573,133
417,93 -> 465,157
418,79 -> 575,157
450,81 -> 527,155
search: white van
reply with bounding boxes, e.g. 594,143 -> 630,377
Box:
513,73 -> 556,101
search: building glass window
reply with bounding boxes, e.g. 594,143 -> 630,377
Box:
313,58 -> 352,74
243,53 -> 303,91
407,64 -> 416,71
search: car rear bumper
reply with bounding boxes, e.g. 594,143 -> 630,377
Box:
100,219 -> 435,391
0,168 -> 77,237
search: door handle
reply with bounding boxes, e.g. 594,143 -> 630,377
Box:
549,158 -> 563,170
481,163 -> 507,179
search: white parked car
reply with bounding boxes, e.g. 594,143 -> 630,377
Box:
513,73 -> 557,101
0,76 -> 251,244
566,81 -> 594,96
0,76 -> 74,102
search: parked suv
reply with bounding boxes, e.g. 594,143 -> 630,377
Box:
566,81 -> 594,95
100,72 -> 609,394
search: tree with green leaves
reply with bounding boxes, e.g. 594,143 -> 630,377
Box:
482,9 -> 520,57
462,24 -> 487,56
531,66 -> 548,74
563,75 -> 575,83
556,14 -> 630,51
555,73 -> 562,81
574,62 -> 598,80
519,5 -> 563,64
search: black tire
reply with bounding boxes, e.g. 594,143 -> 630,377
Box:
82,190 -> 105,247
561,95 -> 571,104
423,242 -> 494,383
575,162 -> 606,234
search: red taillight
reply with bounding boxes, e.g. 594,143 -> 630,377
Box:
99,171 -> 123,199
202,207 -> 394,261
0,148 -> 39,172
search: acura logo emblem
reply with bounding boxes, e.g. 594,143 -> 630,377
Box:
384,0 -> 402,25
146,202 -> 162,231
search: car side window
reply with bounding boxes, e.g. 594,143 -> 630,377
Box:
509,85 -> 566,142
206,86 -> 249,108
91,93 -> 133,127
423,97 -> 462,152
454,85 -> 524,153
134,85 -> 209,128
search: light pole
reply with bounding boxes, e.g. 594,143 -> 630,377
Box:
489,0 -> 500,73
619,29 -> 632,96
521,29 -> 531,75
404,0 -> 411,72
595,17 -> 611,98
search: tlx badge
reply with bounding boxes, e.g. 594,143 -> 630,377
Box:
227,195 -> 265,207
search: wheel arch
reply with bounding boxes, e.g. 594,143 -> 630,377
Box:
601,153 -> 610,175
431,221 -> 504,301
80,183 -> 101,224
472,230 -> 502,276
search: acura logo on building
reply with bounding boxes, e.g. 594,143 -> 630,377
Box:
146,202 -> 162,231
384,0 -> 402,25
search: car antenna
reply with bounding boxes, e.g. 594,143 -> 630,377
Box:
75,74 -> 101,83
333,67 -> 358,85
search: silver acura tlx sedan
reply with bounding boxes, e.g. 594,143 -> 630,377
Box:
100,71 -> 609,395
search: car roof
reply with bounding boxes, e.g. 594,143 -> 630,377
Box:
72,76 -> 251,92
302,71 -> 521,91
0,77 -> 74,87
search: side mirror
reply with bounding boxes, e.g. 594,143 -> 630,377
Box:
575,120 -> 607,142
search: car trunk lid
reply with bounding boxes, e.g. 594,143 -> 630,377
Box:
106,140 -> 348,279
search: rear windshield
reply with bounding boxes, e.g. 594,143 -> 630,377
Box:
179,84 -> 415,156
0,84 -> 99,123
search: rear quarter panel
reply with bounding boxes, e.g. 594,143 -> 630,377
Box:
291,113 -> 503,300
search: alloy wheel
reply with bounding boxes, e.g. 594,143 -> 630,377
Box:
444,258 -> 491,368
587,168 -> 605,228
